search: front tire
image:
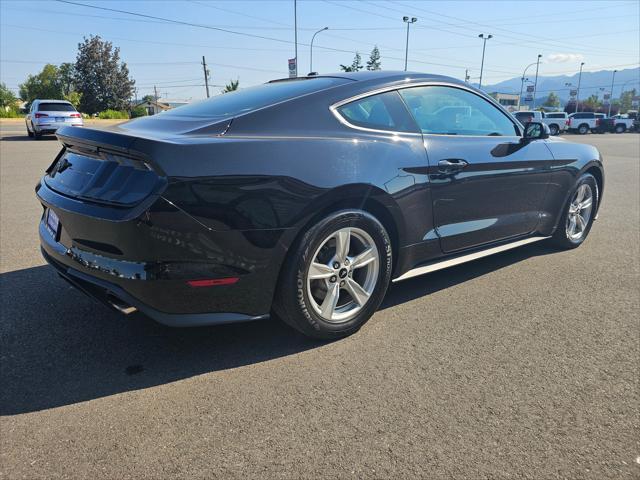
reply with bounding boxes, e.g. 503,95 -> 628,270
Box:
273,210 -> 392,339
578,124 -> 589,135
615,124 -> 626,133
550,173 -> 598,250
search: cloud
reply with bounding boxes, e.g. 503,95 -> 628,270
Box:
547,53 -> 585,63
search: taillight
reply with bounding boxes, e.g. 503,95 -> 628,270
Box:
567,118 -> 572,126
34,113 -> 48,118
596,119 -> 601,126
70,113 -> 81,118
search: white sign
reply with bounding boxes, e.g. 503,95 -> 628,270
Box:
525,94 -> 533,101
569,89 -> 578,97
288,58 -> 297,78
526,85 -> 534,93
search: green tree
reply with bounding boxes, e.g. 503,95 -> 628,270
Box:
74,36 -> 135,114
366,46 -> 381,71
618,88 -> 637,113
222,79 -> 240,93
340,52 -> 363,72
0,82 -> 17,108
142,94 -> 156,103
19,64 -> 64,106
63,91 -> 82,109
58,62 -> 77,95
543,91 -> 560,108
583,94 -> 602,111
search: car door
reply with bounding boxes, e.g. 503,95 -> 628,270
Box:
398,85 -> 553,253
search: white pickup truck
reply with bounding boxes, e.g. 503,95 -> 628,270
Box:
610,114 -> 635,133
513,110 -> 568,135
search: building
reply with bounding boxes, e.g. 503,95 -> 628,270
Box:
490,92 -> 520,112
133,99 -> 171,116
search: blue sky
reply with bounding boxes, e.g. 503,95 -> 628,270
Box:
1,0 -> 638,101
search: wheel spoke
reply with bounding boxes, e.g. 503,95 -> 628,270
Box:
576,214 -> 586,231
334,229 -> 350,264
320,282 -> 340,318
579,198 -> 592,210
567,215 -> 577,235
344,278 -> 370,306
575,185 -> 586,203
308,262 -> 334,280
351,247 -> 376,269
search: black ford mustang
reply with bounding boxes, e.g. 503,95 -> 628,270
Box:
37,71 -> 604,339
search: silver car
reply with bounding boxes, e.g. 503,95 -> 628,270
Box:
26,99 -> 83,139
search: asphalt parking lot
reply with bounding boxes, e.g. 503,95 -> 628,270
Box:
1,121 -> 638,479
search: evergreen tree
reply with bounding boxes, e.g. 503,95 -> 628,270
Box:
366,46 -> 381,71
340,52 -> 364,72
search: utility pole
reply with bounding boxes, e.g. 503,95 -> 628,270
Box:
532,54 -> 542,110
608,69 -> 617,117
478,33 -> 492,89
575,62 -> 585,113
202,56 -> 210,98
153,85 -> 158,115
294,0 -> 298,77
402,16 -> 417,71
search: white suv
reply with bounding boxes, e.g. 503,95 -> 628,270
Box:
513,110 -> 568,135
25,99 -> 83,139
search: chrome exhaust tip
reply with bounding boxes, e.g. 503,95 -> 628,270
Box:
106,294 -> 138,315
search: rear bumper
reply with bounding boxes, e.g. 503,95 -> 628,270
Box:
34,123 -> 83,133
36,179 -> 289,327
39,222 -> 270,327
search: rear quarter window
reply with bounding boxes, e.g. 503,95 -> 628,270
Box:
336,91 -> 417,132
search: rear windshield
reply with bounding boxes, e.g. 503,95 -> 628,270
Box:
38,103 -> 76,112
514,112 -> 534,121
546,113 -> 566,118
160,77 -> 350,119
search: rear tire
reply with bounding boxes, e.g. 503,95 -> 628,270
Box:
578,124 -> 589,135
549,173 -> 598,250
549,124 -> 559,136
273,210 -> 392,339
26,123 -> 34,138
33,125 -> 42,140
615,124 -> 625,133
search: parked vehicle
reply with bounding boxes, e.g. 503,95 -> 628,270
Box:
25,99 -> 83,139
567,112 -> 600,134
609,114 -> 635,133
542,111 -> 569,135
36,71 -> 604,339
513,110 -> 567,135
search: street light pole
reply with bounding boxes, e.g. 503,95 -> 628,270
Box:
608,69 -> 617,117
519,61 -> 538,108
309,27 -> 328,74
532,54 -> 542,109
294,0 -> 298,77
403,16 -> 417,71
478,33 -> 492,89
575,62 -> 585,113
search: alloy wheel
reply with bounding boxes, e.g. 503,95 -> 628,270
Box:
306,227 -> 379,323
566,184 -> 593,241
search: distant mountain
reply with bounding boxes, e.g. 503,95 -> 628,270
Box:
479,67 -> 639,105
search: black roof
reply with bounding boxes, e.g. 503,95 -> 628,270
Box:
270,70 -> 465,86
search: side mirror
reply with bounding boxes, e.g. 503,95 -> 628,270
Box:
522,121 -> 550,141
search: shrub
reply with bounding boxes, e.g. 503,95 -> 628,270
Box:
0,107 -> 22,118
130,106 -> 147,118
98,109 -> 129,119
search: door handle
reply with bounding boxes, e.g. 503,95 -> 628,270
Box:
438,158 -> 468,172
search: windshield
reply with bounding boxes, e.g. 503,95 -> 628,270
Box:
161,77 -> 350,119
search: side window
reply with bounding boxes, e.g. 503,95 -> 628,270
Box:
336,91 -> 417,132
399,86 -> 518,136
